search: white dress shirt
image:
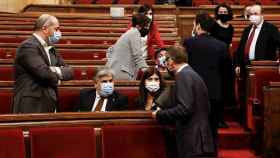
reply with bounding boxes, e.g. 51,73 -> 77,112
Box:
91,92 -> 108,112
248,20 -> 264,61
33,33 -> 63,79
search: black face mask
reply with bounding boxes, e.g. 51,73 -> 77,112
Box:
139,28 -> 150,37
218,14 -> 231,23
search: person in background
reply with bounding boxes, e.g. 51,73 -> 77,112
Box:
211,3 -> 235,127
155,48 -> 167,71
128,4 -> 165,60
13,14 -> 73,113
74,68 -> 128,112
136,67 -> 165,111
183,12 -> 229,154
106,14 -> 150,80
152,46 -> 215,158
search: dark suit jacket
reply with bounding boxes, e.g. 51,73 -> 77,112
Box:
74,88 -> 128,112
183,34 -> 228,100
13,35 -> 73,113
235,21 -> 280,66
156,66 -> 214,158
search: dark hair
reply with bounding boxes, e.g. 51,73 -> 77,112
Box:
195,12 -> 215,33
138,67 -> 165,106
137,4 -> 154,28
166,46 -> 187,64
131,13 -> 151,28
154,48 -> 167,59
214,3 -> 233,20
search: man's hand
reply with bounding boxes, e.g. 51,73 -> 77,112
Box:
152,108 -> 160,119
235,66 -> 240,77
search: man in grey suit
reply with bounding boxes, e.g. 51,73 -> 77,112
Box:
13,14 -> 73,113
106,14 -> 150,80
152,46 -> 215,158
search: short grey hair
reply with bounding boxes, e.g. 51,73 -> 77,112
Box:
94,67 -> 115,81
34,14 -> 58,31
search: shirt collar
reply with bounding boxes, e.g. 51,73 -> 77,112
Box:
95,91 -> 101,99
254,20 -> 264,29
177,64 -> 189,73
33,33 -> 48,47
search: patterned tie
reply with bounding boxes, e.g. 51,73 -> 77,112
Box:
244,26 -> 256,62
94,98 -> 104,112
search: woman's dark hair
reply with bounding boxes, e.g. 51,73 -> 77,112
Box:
138,67 -> 165,106
214,3 -> 233,21
137,4 -> 154,29
154,48 -> 167,59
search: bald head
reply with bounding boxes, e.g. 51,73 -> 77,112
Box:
34,14 -> 59,31
249,4 -> 262,15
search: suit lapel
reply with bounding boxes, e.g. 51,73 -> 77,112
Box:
32,35 -> 50,66
255,22 -> 266,57
88,90 -> 97,111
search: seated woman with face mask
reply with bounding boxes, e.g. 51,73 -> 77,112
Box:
135,67 -> 166,111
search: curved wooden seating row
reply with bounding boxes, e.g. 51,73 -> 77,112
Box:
245,61 -> 280,131
20,4 -> 280,15
0,21 -> 176,28
0,13 -> 176,21
0,31 -> 178,37
0,35 -> 179,45
0,63 -> 159,81
0,80 -> 174,114
21,4 -> 177,15
0,25 -> 177,34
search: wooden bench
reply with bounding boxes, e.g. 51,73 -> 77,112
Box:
263,82 -> 280,158
0,80 -> 174,114
245,61 -> 280,130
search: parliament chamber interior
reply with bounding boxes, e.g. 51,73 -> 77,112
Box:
0,0 -> 279,158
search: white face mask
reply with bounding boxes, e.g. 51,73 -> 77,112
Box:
147,15 -> 152,21
249,15 -> 262,25
145,81 -> 160,93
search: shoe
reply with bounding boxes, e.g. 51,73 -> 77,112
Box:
218,121 -> 229,128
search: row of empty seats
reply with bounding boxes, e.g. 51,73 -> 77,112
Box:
0,125 -> 168,158
193,0 -> 280,6
76,0 -> 155,5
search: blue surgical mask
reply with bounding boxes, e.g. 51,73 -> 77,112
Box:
158,56 -> 166,67
99,82 -> 114,97
49,31 -> 62,44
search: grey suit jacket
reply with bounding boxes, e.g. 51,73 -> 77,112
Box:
12,35 -> 73,113
156,66 -> 214,158
106,28 -> 148,80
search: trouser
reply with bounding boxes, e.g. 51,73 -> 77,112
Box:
209,99 -> 222,155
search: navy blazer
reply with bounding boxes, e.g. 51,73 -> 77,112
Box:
235,21 -> 280,66
74,88 -> 128,112
183,34 -> 228,100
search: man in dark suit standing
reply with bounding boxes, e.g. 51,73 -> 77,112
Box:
183,12 -> 228,154
152,46 -> 215,158
13,14 -> 73,113
74,68 -> 128,112
234,4 -> 280,128
235,4 -> 280,77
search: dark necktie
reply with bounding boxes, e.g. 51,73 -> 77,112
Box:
244,26 -> 256,62
95,98 -> 104,112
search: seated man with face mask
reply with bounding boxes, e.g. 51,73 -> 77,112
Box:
74,68 -> 128,112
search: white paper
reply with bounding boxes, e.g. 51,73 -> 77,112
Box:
110,7 -> 124,18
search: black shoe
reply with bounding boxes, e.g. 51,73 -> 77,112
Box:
218,121 -> 229,128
